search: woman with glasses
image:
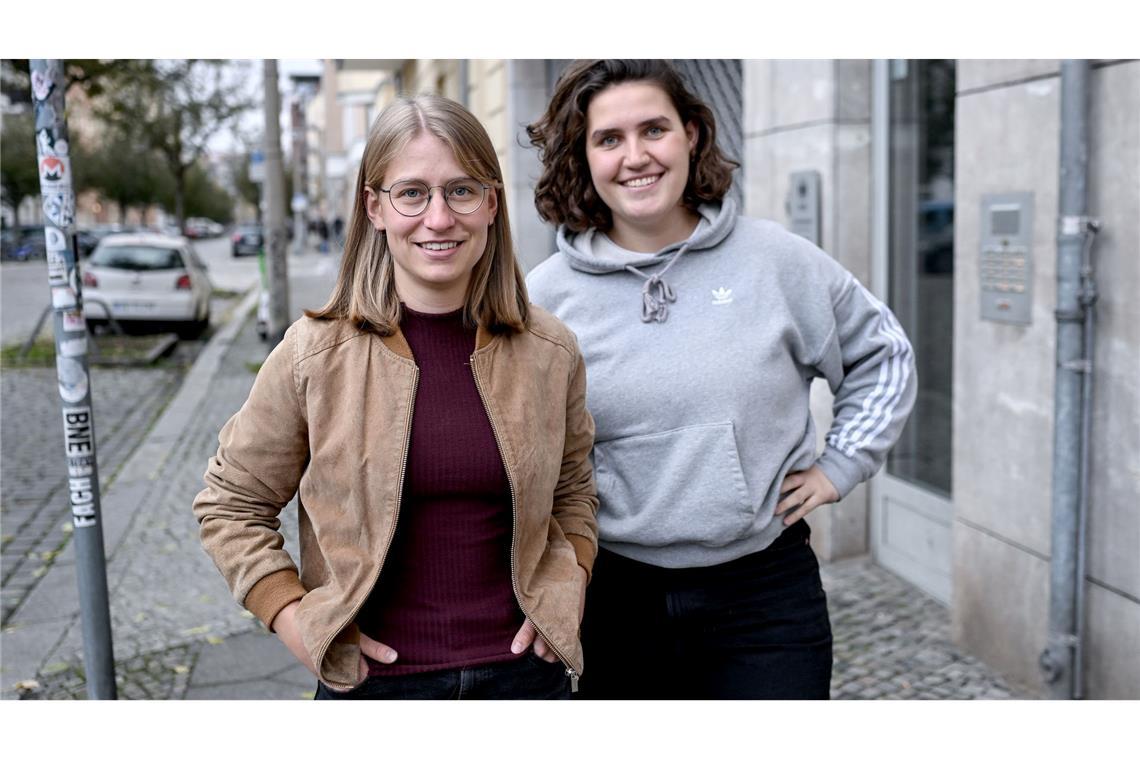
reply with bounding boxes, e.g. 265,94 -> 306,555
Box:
525,60 -> 916,699
193,94 -> 598,700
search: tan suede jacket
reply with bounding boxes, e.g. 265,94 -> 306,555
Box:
192,307 -> 598,690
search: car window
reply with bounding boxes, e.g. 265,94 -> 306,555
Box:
89,245 -> 184,271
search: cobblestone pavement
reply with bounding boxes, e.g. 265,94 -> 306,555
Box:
0,294 -> 240,626
20,551 -> 1044,700
1,365 -> 183,625
822,557 -> 1042,699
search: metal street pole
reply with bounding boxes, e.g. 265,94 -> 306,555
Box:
262,59 -> 290,344
291,97 -> 307,258
30,59 -> 117,700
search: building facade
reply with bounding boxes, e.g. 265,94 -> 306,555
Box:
306,59 -> 1139,698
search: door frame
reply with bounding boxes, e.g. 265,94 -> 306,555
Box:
869,59 -> 954,605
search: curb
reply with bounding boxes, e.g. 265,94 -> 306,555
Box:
89,285 -> 261,561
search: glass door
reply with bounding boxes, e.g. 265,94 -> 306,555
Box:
870,59 -> 956,604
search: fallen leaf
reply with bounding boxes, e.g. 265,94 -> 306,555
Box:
135,613 -> 147,623
301,690 -> 315,699
239,610 -> 255,619
32,567 -> 48,578
206,636 -> 224,645
172,665 -> 190,674
182,625 -> 211,636
41,550 -> 59,562
62,524 -> 75,534
14,680 -> 41,691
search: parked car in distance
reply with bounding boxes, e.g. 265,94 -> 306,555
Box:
184,217 -> 224,239
82,233 -> 212,338
231,224 -> 264,257
1,225 -> 46,261
74,229 -> 100,258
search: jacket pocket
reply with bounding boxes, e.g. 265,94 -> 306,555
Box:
593,421 -> 754,548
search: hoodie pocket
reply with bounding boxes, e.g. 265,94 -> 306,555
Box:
593,422 -> 754,548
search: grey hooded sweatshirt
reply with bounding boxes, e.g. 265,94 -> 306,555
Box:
527,198 -> 917,567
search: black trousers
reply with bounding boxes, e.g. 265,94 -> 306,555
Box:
314,652 -> 570,700
577,519 -> 833,699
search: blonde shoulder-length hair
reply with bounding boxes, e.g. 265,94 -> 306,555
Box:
306,94 -> 528,335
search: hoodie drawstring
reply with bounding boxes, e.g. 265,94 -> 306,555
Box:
625,242 -> 691,323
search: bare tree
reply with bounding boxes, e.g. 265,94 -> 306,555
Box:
97,60 -> 252,231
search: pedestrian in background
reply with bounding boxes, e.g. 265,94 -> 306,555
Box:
317,217 -> 329,254
194,94 -> 598,700
526,59 -> 917,699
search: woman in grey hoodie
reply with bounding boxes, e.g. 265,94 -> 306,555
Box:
526,60 -> 917,699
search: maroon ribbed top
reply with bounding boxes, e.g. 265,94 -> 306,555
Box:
359,306 -> 523,676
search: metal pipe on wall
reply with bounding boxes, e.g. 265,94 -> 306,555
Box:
1041,59 -> 1096,700
1073,218 -> 1100,699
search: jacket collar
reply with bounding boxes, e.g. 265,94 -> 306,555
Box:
377,324 -> 495,360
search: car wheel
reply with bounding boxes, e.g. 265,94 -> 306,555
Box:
180,308 -> 210,340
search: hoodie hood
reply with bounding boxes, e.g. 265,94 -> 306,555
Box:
555,196 -> 738,274
553,197 -> 738,323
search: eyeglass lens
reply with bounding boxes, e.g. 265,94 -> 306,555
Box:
388,179 -> 485,215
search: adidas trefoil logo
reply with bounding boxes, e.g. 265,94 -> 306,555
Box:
711,287 -> 733,305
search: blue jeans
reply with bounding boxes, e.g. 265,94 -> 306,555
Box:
313,652 -> 571,700
577,519 -> 833,699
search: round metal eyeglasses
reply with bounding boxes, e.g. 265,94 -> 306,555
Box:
378,179 -> 490,217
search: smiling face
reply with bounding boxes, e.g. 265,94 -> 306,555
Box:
365,132 -> 497,312
584,81 -> 699,251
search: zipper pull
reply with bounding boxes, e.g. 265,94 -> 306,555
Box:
566,668 -> 579,693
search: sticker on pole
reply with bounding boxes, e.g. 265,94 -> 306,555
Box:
45,226 -> 68,252
52,285 -> 77,309
67,457 -> 97,528
31,67 -> 56,102
37,128 -> 69,158
62,308 -> 86,333
39,155 -> 71,191
47,248 -> 68,285
62,406 -> 94,457
57,356 -> 89,403
63,406 -> 97,526
43,192 -> 75,228
59,335 -> 87,357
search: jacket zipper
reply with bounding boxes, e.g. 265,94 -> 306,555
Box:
471,353 -> 580,693
313,366 -> 419,687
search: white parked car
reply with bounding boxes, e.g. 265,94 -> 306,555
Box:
184,217 -> 224,239
82,233 -> 212,337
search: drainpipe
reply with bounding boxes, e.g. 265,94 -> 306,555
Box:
1041,59 -> 1100,700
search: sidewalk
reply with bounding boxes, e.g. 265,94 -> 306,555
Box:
1,254 -> 1042,699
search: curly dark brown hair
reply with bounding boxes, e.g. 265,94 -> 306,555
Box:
527,59 -> 739,234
